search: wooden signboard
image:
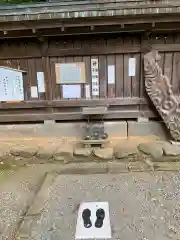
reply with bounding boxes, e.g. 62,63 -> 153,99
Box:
0,67 -> 25,102
55,62 -> 86,84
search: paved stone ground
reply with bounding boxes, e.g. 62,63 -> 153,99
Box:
15,169 -> 180,240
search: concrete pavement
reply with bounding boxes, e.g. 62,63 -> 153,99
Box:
14,170 -> 180,240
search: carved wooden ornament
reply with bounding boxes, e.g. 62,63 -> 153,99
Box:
144,50 -> 180,141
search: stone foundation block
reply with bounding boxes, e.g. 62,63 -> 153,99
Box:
128,121 -> 168,140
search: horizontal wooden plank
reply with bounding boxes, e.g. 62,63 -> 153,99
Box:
0,110 -> 156,122
0,114 -> 52,122
0,98 -> 148,109
0,101 -> 50,109
52,110 -> 156,120
1,13 -> 180,35
82,106 -> 108,115
1,18 -> 180,35
46,44 -> 180,56
51,98 -> 148,107
1,43 -> 180,59
46,46 -> 140,57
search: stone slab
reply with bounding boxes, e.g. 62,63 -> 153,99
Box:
27,173 -> 58,216
79,139 -> 109,144
0,121 -> 127,138
128,121 -> 168,140
54,163 -> 108,175
138,142 -> 163,159
103,121 -> 127,138
93,148 -> 114,160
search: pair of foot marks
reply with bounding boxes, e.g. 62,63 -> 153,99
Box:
82,208 -> 105,228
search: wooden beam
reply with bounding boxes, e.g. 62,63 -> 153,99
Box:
0,113 -> 52,122
0,98 -> 148,109
1,20 -> 180,40
1,13 -> 180,32
52,110 -> 156,120
0,24 -> 147,39
1,42 -> 180,59
0,110 -> 156,122
1,1 -> 180,27
0,101 -> 50,109
51,98 -> 148,107
1,15 -> 180,37
37,44 -> 180,57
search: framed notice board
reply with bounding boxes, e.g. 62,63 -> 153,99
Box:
55,62 -> 86,84
0,67 -> 25,101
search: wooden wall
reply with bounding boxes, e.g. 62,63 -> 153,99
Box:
0,33 -> 179,122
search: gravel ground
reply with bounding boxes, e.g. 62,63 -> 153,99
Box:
0,167 -> 47,240
25,171 -> 180,240
0,164 -> 82,240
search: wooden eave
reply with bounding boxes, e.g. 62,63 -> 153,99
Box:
0,0 -> 180,37
0,0 -> 180,24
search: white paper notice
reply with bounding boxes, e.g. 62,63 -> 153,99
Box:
91,58 -> 99,73
37,72 -> 45,93
59,63 -> 83,84
0,68 -> 24,101
31,86 -> 38,98
62,85 -> 81,99
75,201 -> 111,239
128,58 -> 136,76
91,58 -> 99,96
108,65 -> 115,84
85,84 -> 91,99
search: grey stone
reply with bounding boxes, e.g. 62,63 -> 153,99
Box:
127,161 -> 150,172
73,148 -> 92,157
0,124 -> 40,137
154,162 -> 180,171
54,145 -> 73,161
36,147 -> 56,159
138,142 -> 163,159
43,120 -> 55,125
137,117 -> 149,122
108,162 -> 128,173
43,122 -> 86,137
0,121 -> 127,138
162,143 -> 180,156
0,120 -> 170,139
55,163 -> 108,174
114,145 -> 138,159
103,121 -> 127,138
108,162 -> 149,173
53,156 -> 65,162
10,146 -> 38,158
0,150 -> 10,160
128,121 -> 168,140
93,148 -> 113,160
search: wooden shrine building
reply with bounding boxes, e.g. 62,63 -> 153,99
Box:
0,0 -> 180,131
